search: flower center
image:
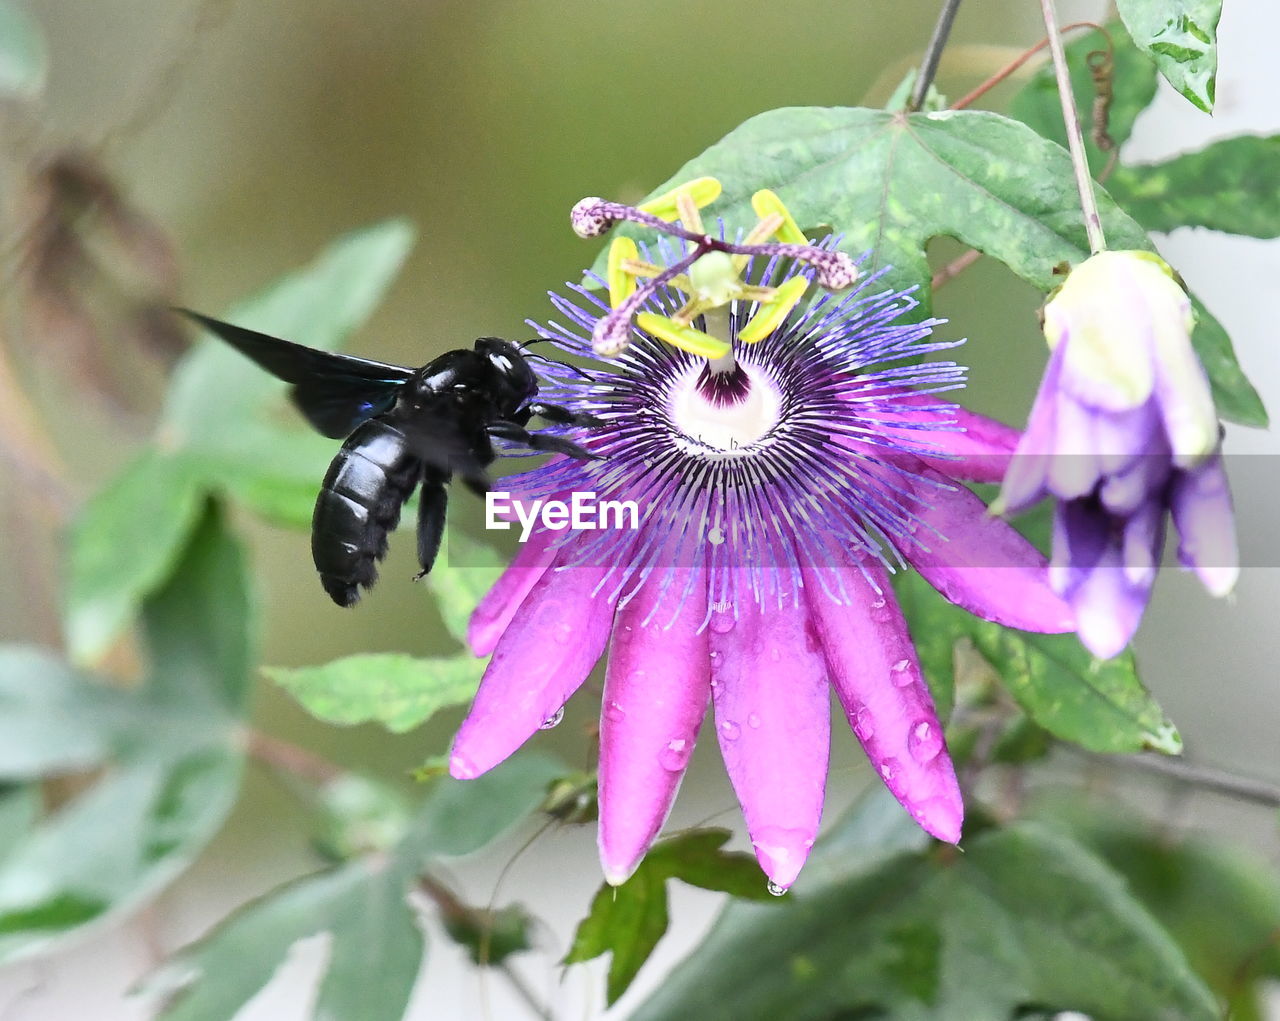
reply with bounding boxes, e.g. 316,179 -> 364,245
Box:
667,359 -> 782,453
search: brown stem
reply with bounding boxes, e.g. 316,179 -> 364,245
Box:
950,21 -> 1104,111
931,248 -> 983,291
244,728 -> 344,785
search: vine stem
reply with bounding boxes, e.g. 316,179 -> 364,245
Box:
1093,751 -> 1280,809
908,0 -> 964,112
1038,0 -> 1107,252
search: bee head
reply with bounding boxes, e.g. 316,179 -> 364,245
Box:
474,337 -> 537,405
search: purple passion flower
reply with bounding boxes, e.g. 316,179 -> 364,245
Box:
997,250 -> 1239,660
448,239 -> 1074,890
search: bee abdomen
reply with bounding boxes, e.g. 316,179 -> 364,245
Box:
312,420 -> 420,606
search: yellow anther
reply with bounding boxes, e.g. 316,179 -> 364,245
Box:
675,191 -> 705,234
607,237 -> 640,309
639,177 -> 723,221
751,190 -> 808,245
737,275 -> 808,344
620,258 -> 665,278
636,312 -> 732,359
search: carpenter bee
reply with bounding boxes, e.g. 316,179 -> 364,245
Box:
179,310 -> 600,607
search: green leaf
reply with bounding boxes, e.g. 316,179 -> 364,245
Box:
148,755 -> 560,1021
429,530 -> 507,645
1039,798 -> 1280,1018
441,901 -> 536,966
0,508 -> 252,963
587,105 -> 1261,424
64,452 -> 204,664
632,823 -> 1220,1021
1115,0 -> 1220,113
599,105 -> 1263,428
265,652 -> 483,734
1108,135 -> 1280,238
969,631 -> 1179,755
1009,20 -> 1156,176
589,107 -> 1150,314
565,829 -> 772,1006
66,221 -> 414,658
1190,297 -> 1268,428
895,571 -> 1178,755
0,1 -> 47,98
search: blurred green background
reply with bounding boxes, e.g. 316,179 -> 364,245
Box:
2,1 -> 1277,1017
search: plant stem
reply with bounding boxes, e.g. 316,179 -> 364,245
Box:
1038,0 -> 1107,253
908,0 -> 964,112
1086,751 -> 1280,809
245,727 -> 344,785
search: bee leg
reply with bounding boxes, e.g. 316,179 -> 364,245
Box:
488,420 -> 601,461
413,466 -> 449,580
524,402 -> 604,428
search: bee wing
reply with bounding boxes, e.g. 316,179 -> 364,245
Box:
178,309 -> 414,438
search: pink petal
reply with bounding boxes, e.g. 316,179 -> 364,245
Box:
709,581 -> 829,890
598,567 -> 710,885
891,392 -> 1022,483
450,561 -> 618,779
902,462 -> 1075,633
802,556 -> 962,843
467,525 -> 559,656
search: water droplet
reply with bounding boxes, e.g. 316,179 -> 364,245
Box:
709,650 -> 723,673
850,703 -> 874,741
891,659 -> 913,685
767,880 -> 789,897
747,712 -> 761,729
719,720 -> 741,741
604,700 -> 626,723
908,719 -> 943,763
709,612 -> 736,634
707,526 -> 726,546
879,756 -> 902,787
539,706 -> 565,730
659,738 -> 691,771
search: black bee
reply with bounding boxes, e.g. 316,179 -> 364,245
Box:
179,311 -> 600,606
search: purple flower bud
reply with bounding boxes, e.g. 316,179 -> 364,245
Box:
998,250 -> 1237,658
570,197 -> 614,238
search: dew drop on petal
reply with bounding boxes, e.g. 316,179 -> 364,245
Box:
539,706 -> 565,730
659,738 -> 691,772
870,595 -> 886,609
709,613 -> 736,634
747,712 -> 761,729
604,700 -> 626,723
850,702 -> 874,741
767,880 -> 789,897
879,756 -> 903,789
908,720 -> 943,763
720,719 -> 741,741
891,659 -> 913,685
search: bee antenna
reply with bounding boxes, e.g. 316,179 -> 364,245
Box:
518,337 -> 555,350
524,352 -> 594,382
